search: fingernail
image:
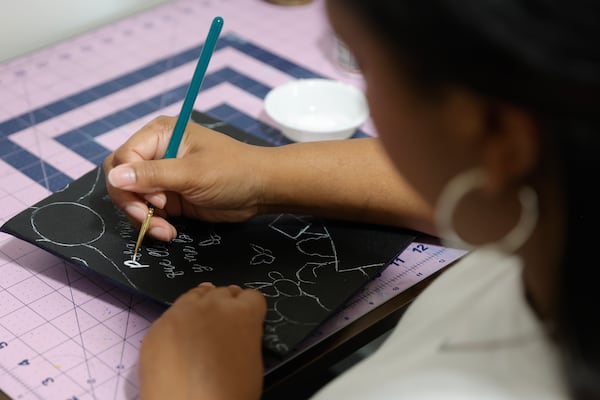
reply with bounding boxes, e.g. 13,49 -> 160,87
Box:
198,282 -> 215,288
108,165 -> 136,188
149,226 -> 171,241
124,204 -> 147,221
144,193 -> 166,209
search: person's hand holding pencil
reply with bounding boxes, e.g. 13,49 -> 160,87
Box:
105,16 -> 225,258
103,116 -> 270,241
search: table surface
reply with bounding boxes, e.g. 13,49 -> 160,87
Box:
0,1 -> 467,399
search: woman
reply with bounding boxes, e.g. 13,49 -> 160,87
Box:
103,0 -> 600,398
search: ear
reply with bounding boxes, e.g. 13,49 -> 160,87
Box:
480,103 -> 540,192
439,89 -> 540,192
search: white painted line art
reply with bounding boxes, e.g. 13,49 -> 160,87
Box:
28,177 -> 138,289
249,243 -> 275,265
268,214 -> 312,240
78,166 -> 102,201
245,271 -> 330,327
31,202 -> 105,247
198,231 -> 222,246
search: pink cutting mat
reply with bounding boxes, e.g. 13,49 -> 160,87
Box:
0,2 -> 370,398
0,1 -> 461,399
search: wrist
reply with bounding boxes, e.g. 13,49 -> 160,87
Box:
253,142 -> 332,217
253,145 -> 287,215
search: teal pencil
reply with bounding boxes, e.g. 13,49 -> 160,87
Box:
133,16 -> 224,260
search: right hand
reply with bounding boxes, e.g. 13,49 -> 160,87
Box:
102,116 -> 269,242
138,283 -> 267,400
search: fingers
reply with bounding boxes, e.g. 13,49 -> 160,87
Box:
103,115 -> 263,238
105,115 -> 209,192
105,158 -> 198,238
238,288 -> 268,318
188,282 -> 217,298
144,193 -> 167,209
189,283 -> 242,297
112,195 -> 177,241
104,152 -> 178,241
110,116 -> 178,166
102,116 -> 183,232
183,283 -> 267,318
107,158 -> 196,195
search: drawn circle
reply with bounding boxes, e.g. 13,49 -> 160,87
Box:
31,202 -> 105,246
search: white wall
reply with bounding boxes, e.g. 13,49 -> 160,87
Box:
0,0 -> 172,62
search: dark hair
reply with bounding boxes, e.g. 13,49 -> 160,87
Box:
334,1 -> 600,398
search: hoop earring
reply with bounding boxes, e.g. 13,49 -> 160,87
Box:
434,168 -> 538,254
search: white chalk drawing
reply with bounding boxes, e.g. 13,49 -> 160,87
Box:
244,214 -> 386,330
198,231 -> 222,246
296,233 -> 336,258
336,262 -> 384,276
268,214 -> 312,240
263,323 -> 291,354
296,226 -> 384,278
172,232 -> 194,244
296,260 -> 338,284
28,170 -> 138,289
32,202 -> 105,246
56,183 -> 71,193
124,260 -> 149,269
71,257 -> 88,267
78,166 -> 102,201
245,271 -> 330,326
249,243 -> 275,265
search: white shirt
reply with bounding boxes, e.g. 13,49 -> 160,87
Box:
311,247 -> 569,399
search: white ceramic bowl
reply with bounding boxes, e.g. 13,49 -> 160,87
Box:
264,78 -> 369,142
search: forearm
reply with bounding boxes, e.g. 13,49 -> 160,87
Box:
256,137 -> 435,235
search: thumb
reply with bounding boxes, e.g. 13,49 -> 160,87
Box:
107,159 -> 195,195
